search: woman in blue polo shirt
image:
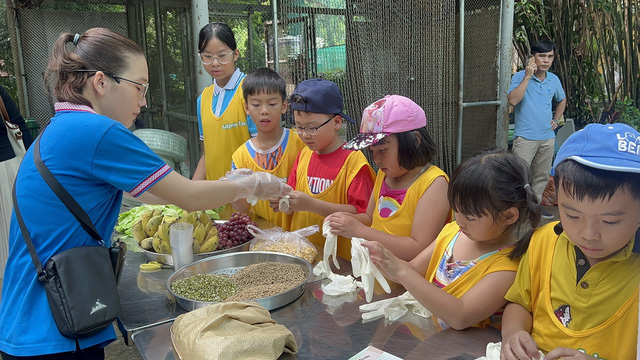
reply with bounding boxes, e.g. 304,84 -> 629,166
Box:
0,28 -> 289,360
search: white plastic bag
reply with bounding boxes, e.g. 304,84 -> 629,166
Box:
248,225 -> 318,263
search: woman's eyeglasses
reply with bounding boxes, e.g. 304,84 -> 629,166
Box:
75,69 -> 149,99
199,51 -> 235,65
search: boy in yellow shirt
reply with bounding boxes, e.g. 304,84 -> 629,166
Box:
271,79 -> 375,260
230,68 -> 305,229
501,123 -> 640,360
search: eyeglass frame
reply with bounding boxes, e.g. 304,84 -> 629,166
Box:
293,115 -> 337,136
75,69 -> 149,99
198,50 -> 235,65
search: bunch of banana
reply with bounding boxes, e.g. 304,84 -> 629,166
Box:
132,209 -> 219,254
189,211 -> 220,254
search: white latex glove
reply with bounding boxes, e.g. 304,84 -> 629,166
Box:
322,221 -> 340,269
359,291 -> 431,323
351,238 -> 391,302
278,195 -> 290,212
313,260 -> 359,296
474,342 -> 545,360
323,272 -> 359,296
222,171 -> 292,203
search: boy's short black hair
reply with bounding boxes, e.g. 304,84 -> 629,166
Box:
554,160 -> 640,201
242,68 -> 287,101
371,127 -> 437,169
531,40 -> 556,55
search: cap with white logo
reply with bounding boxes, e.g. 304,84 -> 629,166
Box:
553,123 -> 640,174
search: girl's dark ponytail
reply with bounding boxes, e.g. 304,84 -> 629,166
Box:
509,179 -> 542,259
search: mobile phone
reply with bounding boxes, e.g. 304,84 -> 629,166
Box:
110,240 -> 127,284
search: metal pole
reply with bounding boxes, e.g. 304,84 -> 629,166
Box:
497,0 -> 515,150
192,0 -> 210,96
456,0 -> 465,164
6,2 -> 29,118
154,0 -> 169,130
272,0 -> 279,73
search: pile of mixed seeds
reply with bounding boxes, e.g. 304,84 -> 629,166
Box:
170,262 -> 308,302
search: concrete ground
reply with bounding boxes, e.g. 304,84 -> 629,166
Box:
0,206 -> 560,360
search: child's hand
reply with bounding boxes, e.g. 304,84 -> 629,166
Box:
501,330 -> 541,360
325,212 -> 361,238
269,198 -> 281,211
361,240 -> 408,283
284,191 -> 311,213
545,348 -> 598,360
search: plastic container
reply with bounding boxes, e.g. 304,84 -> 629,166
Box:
170,222 -> 194,271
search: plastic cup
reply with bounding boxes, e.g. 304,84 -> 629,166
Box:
170,222 -> 194,271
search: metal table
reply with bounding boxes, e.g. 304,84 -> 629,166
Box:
116,209 -> 500,359
117,245 -> 350,340
130,279 -> 500,360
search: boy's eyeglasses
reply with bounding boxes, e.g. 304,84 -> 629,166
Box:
199,51 -> 234,65
293,115 -> 337,136
75,69 -> 149,99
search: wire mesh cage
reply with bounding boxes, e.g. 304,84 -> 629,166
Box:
14,0 -> 506,177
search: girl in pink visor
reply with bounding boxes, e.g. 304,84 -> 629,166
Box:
325,95 -> 453,260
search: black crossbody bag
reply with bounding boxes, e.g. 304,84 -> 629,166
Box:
11,134 -> 126,339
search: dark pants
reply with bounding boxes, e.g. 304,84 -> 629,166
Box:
0,345 -> 104,360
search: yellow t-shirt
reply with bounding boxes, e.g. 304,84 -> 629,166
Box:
506,222 -> 639,359
231,129 -> 304,229
371,165 -> 453,236
290,147 -> 374,260
425,222 -> 519,328
200,80 -> 251,181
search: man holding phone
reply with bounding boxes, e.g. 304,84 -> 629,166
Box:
507,39 -> 567,220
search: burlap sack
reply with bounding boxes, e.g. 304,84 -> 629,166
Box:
171,302 -> 298,360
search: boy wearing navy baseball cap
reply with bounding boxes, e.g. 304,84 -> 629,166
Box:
501,123 -> 640,360
270,78 -> 375,261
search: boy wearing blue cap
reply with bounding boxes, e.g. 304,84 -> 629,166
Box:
501,123 -> 640,360
271,79 -> 375,260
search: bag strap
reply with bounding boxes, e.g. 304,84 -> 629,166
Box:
12,132 -> 106,283
12,180 -> 47,283
32,134 -> 104,244
0,95 -> 23,141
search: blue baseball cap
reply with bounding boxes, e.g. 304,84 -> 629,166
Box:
290,78 -> 355,124
553,123 -> 640,174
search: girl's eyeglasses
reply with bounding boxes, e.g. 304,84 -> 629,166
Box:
75,69 -> 149,99
199,51 -> 234,65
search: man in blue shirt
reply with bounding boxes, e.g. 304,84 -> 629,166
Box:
508,40 -> 567,220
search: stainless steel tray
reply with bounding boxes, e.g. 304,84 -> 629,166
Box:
166,251 -> 313,311
138,220 -> 249,266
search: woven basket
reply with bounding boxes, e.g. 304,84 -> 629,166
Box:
134,129 -> 187,163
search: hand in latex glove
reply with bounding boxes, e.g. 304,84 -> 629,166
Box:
325,212 -> 362,239
228,172 -> 292,202
361,240 -> 410,284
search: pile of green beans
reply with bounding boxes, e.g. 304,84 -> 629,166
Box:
171,273 -> 238,302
